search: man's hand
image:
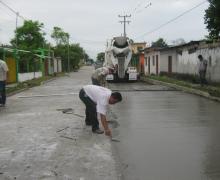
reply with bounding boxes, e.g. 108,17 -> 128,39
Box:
105,128 -> 112,137
100,114 -> 112,137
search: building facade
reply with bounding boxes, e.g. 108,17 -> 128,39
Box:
144,41 -> 220,82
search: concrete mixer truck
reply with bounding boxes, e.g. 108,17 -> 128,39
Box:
104,36 -> 138,82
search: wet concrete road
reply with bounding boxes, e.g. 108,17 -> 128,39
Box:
109,83 -> 220,180
1,66 -> 220,180
0,66 -> 118,180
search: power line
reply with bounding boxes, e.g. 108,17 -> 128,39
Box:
135,2 -> 152,14
130,0 -> 151,15
0,5 -> 16,20
133,0 -> 146,14
0,0 -> 26,20
0,0 -> 106,51
0,0 -> 17,14
134,0 -> 208,40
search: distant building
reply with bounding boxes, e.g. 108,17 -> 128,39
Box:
143,40 -> 220,82
176,41 -> 220,82
131,42 -> 147,74
131,42 -> 147,54
144,46 -> 178,75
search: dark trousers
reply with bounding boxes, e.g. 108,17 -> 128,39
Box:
199,71 -> 207,86
0,81 -> 6,105
91,77 -> 101,86
79,89 -> 99,131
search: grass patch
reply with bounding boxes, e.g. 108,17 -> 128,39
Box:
146,75 -> 220,98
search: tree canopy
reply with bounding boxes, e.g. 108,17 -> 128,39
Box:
51,27 -> 70,45
204,0 -> 220,40
10,20 -> 47,72
151,38 -> 168,48
11,20 -> 46,50
9,22 -> 87,73
96,52 -> 105,62
51,26 -> 86,71
171,38 -> 186,46
53,43 -> 84,71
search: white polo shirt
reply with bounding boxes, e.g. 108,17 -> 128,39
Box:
83,85 -> 111,115
0,60 -> 9,81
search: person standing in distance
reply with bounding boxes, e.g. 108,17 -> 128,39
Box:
79,85 -> 122,136
91,67 -> 110,87
0,59 -> 9,106
198,55 -> 208,86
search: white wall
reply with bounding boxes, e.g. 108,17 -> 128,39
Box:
144,43 -> 220,82
58,59 -> 62,72
177,48 -> 198,75
207,47 -> 220,82
53,58 -> 62,73
18,72 -> 42,82
177,46 -> 220,82
53,59 -> 58,73
144,51 -> 160,75
144,50 -> 177,75
160,50 -> 178,73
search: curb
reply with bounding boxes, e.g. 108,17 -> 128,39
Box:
7,77 -> 57,97
40,77 -> 57,85
7,88 -> 29,97
141,77 -> 220,103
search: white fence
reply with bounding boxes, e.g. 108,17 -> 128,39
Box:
18,72 -> 42,82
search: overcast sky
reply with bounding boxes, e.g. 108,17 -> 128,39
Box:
0,0 -> 209,59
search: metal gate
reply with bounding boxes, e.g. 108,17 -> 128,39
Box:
6,57 -> 16,83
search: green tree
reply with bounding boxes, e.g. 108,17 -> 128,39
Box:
51,26 -> 86,71
83,52 -> 89,63
10,20 -> 46,72
96,52 -> 105,62
151,38 -> 168,48
204,0 -> 220,40
53,43 -> 84,71
69,43 -> 84,69
11,20 -> 46,50
51,27 -> 70,45
171,38 -> 186,45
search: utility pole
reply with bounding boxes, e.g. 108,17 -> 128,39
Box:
118,14 -> 131,37
67,37 -> 70,73
15,12 -> 19,82
15,12 -> 19,48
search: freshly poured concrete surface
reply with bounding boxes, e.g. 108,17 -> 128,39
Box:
0,67 -> 118,180
1,66 -> 220,180
110,86 -> 220,180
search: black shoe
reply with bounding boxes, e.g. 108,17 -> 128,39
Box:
92,129 -> 104,134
